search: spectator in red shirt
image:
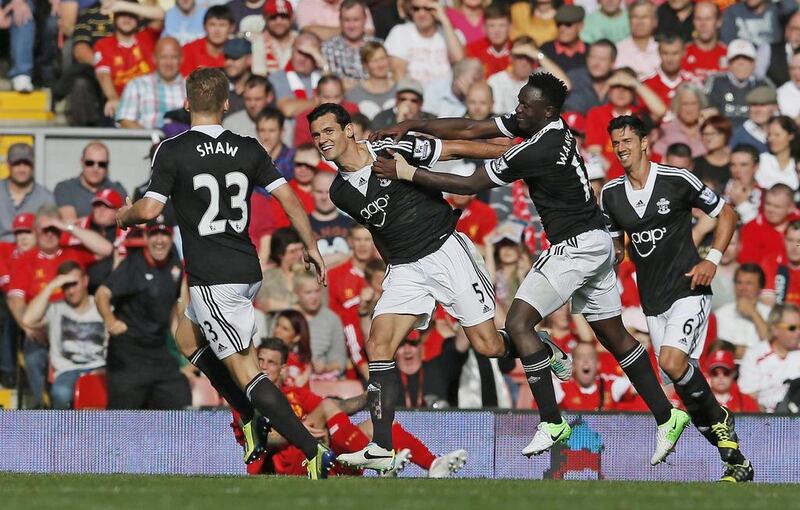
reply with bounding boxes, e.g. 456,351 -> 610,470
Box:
6,207 -> 112,407
585,68 -> 666,179
93,1 -> 164,119
643,33 -> 696,111
180,5 -> 234,77
264,144 -> 321,231
232,339 -> 465,477
327,224 -> 376,380
682,1 -> 727,83
554,342 -> 615,411
704,349 -> 760,413
0,213 -> 37,387
738,183 -> 800,264
761,220 -> 800,307
448,194 -> 498,247
465,3 -> 511,78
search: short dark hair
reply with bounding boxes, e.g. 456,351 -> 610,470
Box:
340,0 -> 365,12
186,67 -> 229,114
768,183 -> 795,202
204,5 -> 234,25
244,75 -> 272,94
317,74 -> 344,93
731,143 -> 760,164
656,32 -> 684,46
256,106 -> 285,129
257,337 -> 290,365
665,142 -> 692,160
590,38 -> 617,61
736,263 -> 766,289
275,309 -> 311,363
269,227 -> 302,264
607,115 -> 648,138
484,2 -> 510,20
57,260 -> 83,276
307,102 -> 352,129
769,115 -> 800,158
526,72 -> 569,111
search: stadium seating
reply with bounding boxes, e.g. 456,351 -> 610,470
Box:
72,373 -> 108,410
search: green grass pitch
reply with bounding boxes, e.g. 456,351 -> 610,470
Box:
1,474 -> 796,510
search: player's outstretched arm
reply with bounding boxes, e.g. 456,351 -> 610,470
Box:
439,140 -> 511,161
686,203 -> 738,290
372,117 -> 504,143
271,184 -> 328,287
373,154 -> 497,195
116,197 -> 165,229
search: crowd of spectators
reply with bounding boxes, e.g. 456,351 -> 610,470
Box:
2,0 -> 800,414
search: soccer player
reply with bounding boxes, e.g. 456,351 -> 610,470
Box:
116,67 -> 334,479
307,102 -> 569,472
600,115 -> 754,482
371,73 -> 689,464
232,338 -> 468,478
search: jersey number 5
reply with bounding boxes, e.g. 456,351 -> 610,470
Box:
193,172 -> 249,236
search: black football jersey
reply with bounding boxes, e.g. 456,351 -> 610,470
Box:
600,163 -> 725,316
145,126 -> 285,286
488,114 -> 606,244
328,135 -> 459,264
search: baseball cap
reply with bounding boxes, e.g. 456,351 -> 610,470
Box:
7,143 -> 34,165
707,350 -> 736,372
726,39 -> 756,61
555,4 -> 584,24
563,111 -> 585,134
264,0 -> 293,18
145,216 -> 174,236
224,38 -> 252,59
746,85 -> 778,105
396,78 -> 424,98
12,213 -> 35,233
92,189 -> 124,209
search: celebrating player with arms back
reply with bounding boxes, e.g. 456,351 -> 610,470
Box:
116,67 -> 334,479
372,73 -> 689,464
601,115 -> 753,482
306,103 -> 568,473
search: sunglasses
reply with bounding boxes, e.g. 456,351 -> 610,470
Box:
42,226 -> 61,235
294,162 -> 316,169
557,21 -> 576,27
268,13 -> 290,20
778,323 -> 800,331
61,282 -> 79,291
411,5 -> 434,12
84,160 -> 109,168
711,368 -> 733,377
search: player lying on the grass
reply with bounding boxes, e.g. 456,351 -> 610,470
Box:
306,103 -> 570,473
231,338 -> 468,477
601,115 -> 753,483
116,67 -> 333,479
370,72 -> 690,465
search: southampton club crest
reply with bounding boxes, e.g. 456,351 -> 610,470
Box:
656,198 -> 670,215
379,178 -> 392,187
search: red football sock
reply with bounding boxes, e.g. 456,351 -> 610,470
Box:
327,412 -> 370,453
392,423 -> 436,469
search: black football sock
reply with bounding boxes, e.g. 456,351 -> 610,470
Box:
673,364 -> 744,463
615,343 -> 672,425
188,345 -> 254,423
367,360 -> 400,450
245,373 -> 318,459
520,349 -> 562,424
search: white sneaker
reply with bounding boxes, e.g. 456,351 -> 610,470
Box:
380,448 -> 411,477
521,420 -> 572,457
12,75 -> 33,93
539,331 -> 572,381
337,442 -> 396,472
428,449 -> 468,478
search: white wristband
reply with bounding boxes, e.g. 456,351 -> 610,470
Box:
705,248 -> 723,266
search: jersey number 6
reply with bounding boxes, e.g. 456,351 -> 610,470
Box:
193,172 -> 249,236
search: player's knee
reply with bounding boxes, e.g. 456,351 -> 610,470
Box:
506,315 -> 532,342
658,354 -> 687,381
